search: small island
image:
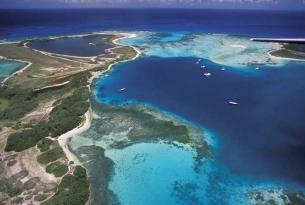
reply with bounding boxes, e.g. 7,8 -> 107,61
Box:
251,37 -> 305,61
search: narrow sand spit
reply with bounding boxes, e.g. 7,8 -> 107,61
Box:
230,44 -> 246,49
58,108 -> 92,165
100,32 -> 141,75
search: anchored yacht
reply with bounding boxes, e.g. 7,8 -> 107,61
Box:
228,101 -> 238,105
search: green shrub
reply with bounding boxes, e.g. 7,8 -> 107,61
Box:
42,166 -> 89,205
7,187 -> 22,197
48,87 -> 89,137
3,72 -> 90,153
46,162 -> 68,177
34,194 -> 48,202
37,147 -> 64,165
0,86 -> 38,121
11,197 -> 23,204
37,138 -> 55,152
5,122 -> 49,152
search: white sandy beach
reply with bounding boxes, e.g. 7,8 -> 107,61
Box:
58,108 -> 92,165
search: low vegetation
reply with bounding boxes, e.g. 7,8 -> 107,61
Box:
0,98 -> 9,109
0,86 -> 39,121
270,43 -> 305,60
0,34 -> 138,205
4,73 -> 90,152
46,161 -> 68,177
0,180 -> 22,198
42,166 -> 89,205
111,46 -> 138,61
37,147 -> 64,165
37,138 -> 55,152
48,86 -> 89,137
5,121 -> 49,152
34,194 -> 48,202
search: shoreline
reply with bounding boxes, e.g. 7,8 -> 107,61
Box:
23,32 -> 141,66
23,41 -> 97,65
1,31 -> 141,165
268,50 -> 305,62
0,57 -> 33,84
59,32 -> 141,163
88,33 -> 141,85
58,107 -> 92,165
100,33 -> 141,75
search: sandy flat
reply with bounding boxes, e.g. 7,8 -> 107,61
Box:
230,44 -> 246,49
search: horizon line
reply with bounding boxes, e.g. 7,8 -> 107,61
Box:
0,7 -> 304,11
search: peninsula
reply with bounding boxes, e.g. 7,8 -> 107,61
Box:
0,32 -> 138,205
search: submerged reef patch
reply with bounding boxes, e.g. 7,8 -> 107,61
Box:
68,99 -> 210,205
250,188 -> 305,205
71,99 -> 209,159
121,32 -> 283,67
71,145 -> 118,205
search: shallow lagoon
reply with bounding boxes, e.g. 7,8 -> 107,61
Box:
0,59 -> 27,82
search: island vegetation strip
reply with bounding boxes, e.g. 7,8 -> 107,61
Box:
0,32 -> 139,205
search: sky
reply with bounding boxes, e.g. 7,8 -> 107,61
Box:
0,0 -> 304,10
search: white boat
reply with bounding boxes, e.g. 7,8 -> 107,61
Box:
203,73 -> 211,77
255,67 -> 260,70
221,68 -> 225,71
195,59 -> 201,64
228,101 -> 238,105
119,88 -> 126,92
201,65 -> 206,68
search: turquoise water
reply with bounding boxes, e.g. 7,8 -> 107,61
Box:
121,32 -> 282,67
2,8 -> 305,205
0,59 -> 27,82
92,32 -> 305,204
105,142 -> 288,205
106,143 -> 200,205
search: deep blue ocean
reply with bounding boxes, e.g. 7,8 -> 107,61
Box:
2,9 -> 305,204
1,9 -> 305,40
97,57 -> 305,185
